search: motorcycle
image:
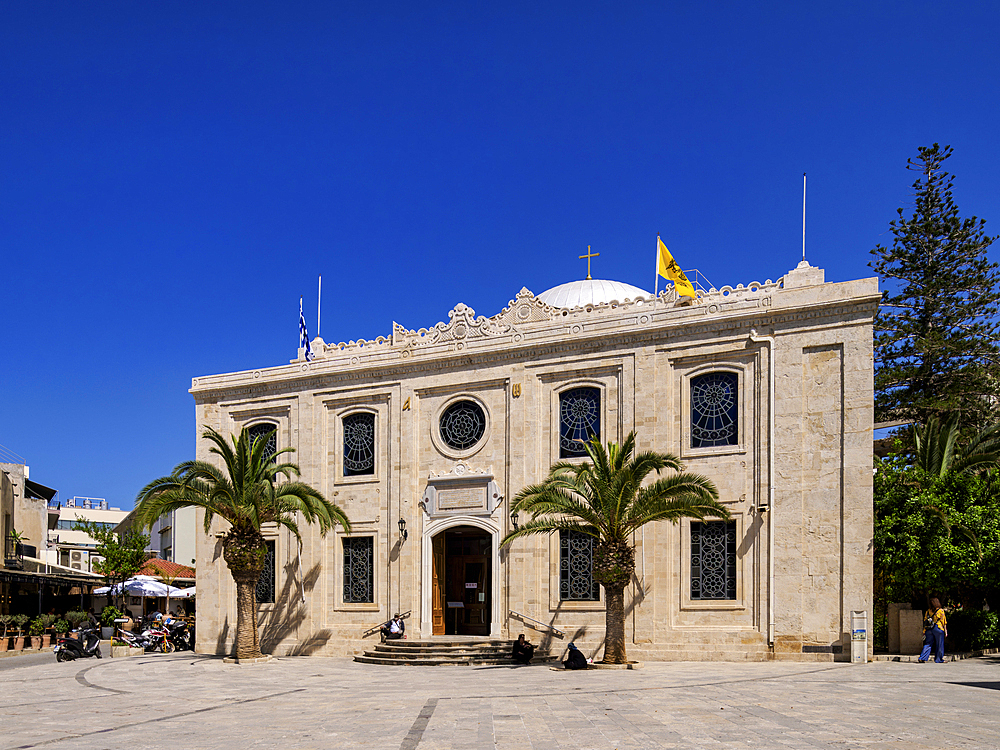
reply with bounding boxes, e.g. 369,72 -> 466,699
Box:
54,627 -> 102,661
166,620 -> 193,652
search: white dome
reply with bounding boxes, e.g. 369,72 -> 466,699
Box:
536,279 -> 650,308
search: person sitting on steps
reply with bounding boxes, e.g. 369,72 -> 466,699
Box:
380,613 -> 405,643
512,633 -> 535,664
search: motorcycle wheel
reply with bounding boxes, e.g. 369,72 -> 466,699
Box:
164,640 -> 175,653
95,647 -> 102,659
56,650 -> 68,662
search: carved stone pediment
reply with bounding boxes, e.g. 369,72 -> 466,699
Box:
421,463 -> 503,519
393,303 -> 513,349
491,287 -> 561,327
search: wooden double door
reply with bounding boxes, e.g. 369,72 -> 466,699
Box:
432,527 -> 491,636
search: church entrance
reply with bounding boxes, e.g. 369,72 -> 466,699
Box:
431,526 -> 491,636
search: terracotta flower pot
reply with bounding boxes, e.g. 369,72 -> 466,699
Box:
32,636 -> 44,649
0,636 -> 8,652
13,636 -> 24,651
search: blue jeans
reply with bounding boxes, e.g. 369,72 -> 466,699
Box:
919,626 -> 945,663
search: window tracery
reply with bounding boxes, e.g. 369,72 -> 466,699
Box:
691,372 -> 738,448
439,400 -> 486,451
690,521 -> 737,600
559,387 -> 600,457
343,413 -> 375,476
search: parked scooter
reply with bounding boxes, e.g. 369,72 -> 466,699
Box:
54,627 -> 102,661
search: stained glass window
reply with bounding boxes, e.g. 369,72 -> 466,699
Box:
343,413 -> 375,476
560,529 -> 600,601
255,540 -> 276,604
246,423 -> 278,460
690,521 -> 737,600
440,400 -> 486,451
691,372 -> 738,448
560,387 -> 600,457
343,536 -> 374,603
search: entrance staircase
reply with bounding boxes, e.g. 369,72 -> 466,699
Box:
354,638 -> 559,666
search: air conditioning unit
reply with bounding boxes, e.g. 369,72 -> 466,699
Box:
71,563 -> 81,570
71,551 -> 82,562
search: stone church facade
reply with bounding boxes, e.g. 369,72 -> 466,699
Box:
189,260 -> 878,661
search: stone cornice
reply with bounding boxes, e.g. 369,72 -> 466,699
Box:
191,277 -> 879,402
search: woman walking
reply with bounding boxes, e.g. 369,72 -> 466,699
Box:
918,597 -> 948,663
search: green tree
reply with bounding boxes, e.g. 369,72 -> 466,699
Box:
500,432 -> 728,664
869,143 -> 1000,426
73,518 -> 150,611
874,452 -> 1000,610
133,426 -> 350,661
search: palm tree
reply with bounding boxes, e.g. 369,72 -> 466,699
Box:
500,431 -> 728,664
914,413 -> 1000,479
134,426 -> 350,661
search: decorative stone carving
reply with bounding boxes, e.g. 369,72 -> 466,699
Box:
421,463 -> 502,519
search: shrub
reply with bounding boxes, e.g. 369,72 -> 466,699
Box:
28,617 -> 44,636
101,606 -> 123,627
54,619 -> 69,634
11,614 -> 29,633
65,611 -> 86,628
947,608 -> 1000,652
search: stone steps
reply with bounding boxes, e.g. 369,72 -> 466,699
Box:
354,639 -> 558,666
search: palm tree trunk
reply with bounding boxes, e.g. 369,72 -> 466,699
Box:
601,583 -> 627,664
232,569 -> 263,660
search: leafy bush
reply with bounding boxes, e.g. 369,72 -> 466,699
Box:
947,608 -> 1000,652
11,614 -> 29,633
101,606 -> 123,627
65,610 -> 86,627
28,617 -> 44,636
40,613 -> 57,629
53,619 -> 69,634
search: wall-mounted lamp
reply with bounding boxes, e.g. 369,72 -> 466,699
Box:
510,510 -> 519,531
398,517 -> 407,541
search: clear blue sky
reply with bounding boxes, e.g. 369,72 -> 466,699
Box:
2,2 -> 998,509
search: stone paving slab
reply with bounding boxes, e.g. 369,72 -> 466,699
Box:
1,653 -> 999,749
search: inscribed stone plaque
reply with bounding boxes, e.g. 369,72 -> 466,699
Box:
437,485 -> 486,511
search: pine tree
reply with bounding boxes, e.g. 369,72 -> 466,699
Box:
870,144 -> 1000,426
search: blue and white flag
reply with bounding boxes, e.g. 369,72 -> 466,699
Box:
299,298 -> 313,362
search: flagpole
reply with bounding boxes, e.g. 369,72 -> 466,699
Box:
654,233 -> 659,299
317,275 -> 322,338
801,173 -> 807,262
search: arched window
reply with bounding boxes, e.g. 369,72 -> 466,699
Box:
439,400 -> 486,451
559,387 -> 600,458
343,413 -> 376,476
245,423 -> 278,460
691,372 -> 738,448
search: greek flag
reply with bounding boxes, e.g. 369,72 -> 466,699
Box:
299,298 -> 313,362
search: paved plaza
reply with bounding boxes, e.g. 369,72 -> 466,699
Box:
1,652 -> 999,749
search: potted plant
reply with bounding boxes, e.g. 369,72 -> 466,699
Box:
65,610 -> 86,638
0,615 -> 9,652
11,614 -> 29,650
40,614 -> 57,646
54,618 -> 69,642
28,616 -> 44,649
100,605 -> 122,640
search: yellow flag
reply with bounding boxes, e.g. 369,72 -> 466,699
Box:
657,237 -> 696,298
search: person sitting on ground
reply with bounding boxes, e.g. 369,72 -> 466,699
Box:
380,613 -> 405,642
512,633 -> 535,665
563,642 -> 588,670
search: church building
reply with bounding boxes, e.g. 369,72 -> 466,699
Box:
190,259 -> 878,661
